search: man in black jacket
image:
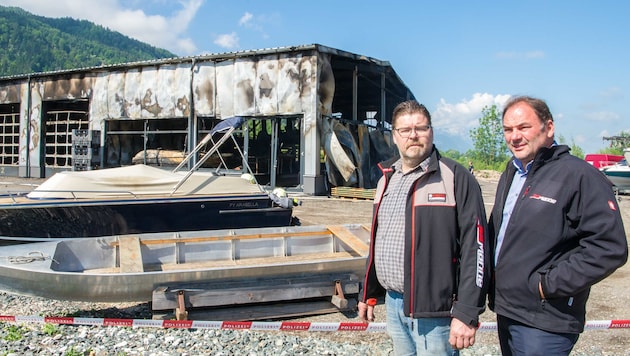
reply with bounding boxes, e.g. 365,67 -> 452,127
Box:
358,100 -> 489,355
489,96 -> 628,355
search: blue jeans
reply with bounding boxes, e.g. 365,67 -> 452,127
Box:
497,314 -> 579,356
385,290 -> 458,356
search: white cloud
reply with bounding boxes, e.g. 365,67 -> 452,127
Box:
176,38 -> 198,55
239,12 -> 253,26
237,11 -> 270,38
0,0 -> 204,55
214,32 -> 240,49
432,93 -> 511,136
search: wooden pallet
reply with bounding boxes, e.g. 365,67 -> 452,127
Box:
331,187 -> 376,200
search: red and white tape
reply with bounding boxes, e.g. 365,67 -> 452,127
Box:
1,316 -> 630,332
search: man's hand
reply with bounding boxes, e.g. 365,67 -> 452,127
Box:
357,301 -> 376,322
448,318 -> 477,350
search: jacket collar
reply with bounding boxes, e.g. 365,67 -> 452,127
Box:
507,144 -> 570,177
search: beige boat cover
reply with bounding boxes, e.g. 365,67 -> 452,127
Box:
27,164 -> 263,199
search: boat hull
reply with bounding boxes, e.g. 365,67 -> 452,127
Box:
0,224 -> 370,302
603,168 -> 630,190
0,194 -> 293,242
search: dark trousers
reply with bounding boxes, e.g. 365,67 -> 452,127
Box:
497,314 -> 579,356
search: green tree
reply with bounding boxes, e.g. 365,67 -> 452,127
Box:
601,131 -> 630,155
469,105 -> 509,167
569,142 -> 584,159
0,5 -> 175,76
557,134 -> 585,159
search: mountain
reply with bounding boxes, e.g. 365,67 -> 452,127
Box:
0,6 -> 176,77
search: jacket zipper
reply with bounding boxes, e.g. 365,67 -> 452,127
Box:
540,273 -> 547,309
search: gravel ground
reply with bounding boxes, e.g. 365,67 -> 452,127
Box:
0,172 -> 629,355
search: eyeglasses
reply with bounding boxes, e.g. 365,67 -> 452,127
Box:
393,125 -> 431,138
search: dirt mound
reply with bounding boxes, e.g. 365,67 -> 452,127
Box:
475,169 -> 501,181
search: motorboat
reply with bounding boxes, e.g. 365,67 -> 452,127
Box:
0,117 -> 296,243
601,158 -> 630,193
0,224 -> 370,303
601,149 -> 630,194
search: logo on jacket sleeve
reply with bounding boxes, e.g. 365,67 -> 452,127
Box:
428,193 -> 447,202
476,218 -> 485,288
608,200 -> 617,211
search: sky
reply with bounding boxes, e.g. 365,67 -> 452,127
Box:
1,0 -> 629,154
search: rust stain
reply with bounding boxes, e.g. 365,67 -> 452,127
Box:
176,96 -> 190,116
139,88 -> 163,116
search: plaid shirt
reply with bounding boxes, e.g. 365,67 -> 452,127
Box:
374,157 -> 430,293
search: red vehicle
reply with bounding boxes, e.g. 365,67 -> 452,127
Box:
584,153 -> 624,169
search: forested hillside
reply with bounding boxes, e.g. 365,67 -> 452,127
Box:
0,6 -> 175,76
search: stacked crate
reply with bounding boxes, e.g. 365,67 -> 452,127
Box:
72,129 -> 101,171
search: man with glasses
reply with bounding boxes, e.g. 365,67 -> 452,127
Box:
358,100 -> 490,355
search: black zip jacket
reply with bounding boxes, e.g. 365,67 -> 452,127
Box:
488,145 -> 628,333
361,147 -> 490,326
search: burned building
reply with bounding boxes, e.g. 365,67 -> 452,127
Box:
0,44 -> 414,195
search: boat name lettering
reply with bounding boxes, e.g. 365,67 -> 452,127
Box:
228,202 -> 259,208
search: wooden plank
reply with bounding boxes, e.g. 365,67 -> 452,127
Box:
331,187 -> 375,200
118,235 -> 144,273
327,225 -> 369,256
160,251 -> 355,271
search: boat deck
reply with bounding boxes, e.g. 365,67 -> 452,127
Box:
78,225 -> 369,274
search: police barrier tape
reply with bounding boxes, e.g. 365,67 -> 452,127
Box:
1,316 -> 630,331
